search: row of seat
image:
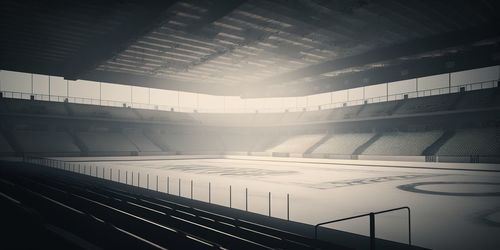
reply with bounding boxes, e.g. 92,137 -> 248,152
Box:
0,163 -> 347,250
1,127 -> 499,156
266,129 -> 500,156
1,88 -> 498,126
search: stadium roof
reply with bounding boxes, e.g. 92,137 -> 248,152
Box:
1,0 -> 500,97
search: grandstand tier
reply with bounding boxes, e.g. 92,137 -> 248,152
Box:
13,130 -> 80,154
437,128 -> 500,156
0,88 -> 499,163
1,2 -> 499,249
362,131 -> 444,156
0,132 -> 14,153
313,133 -> 375,156
267,134 -> 325,154
76,131 -> 137,154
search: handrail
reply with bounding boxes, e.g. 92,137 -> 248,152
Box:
1,79 -> 498,114
314,206 -> 411,250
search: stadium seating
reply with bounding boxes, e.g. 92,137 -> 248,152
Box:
68,104 -> 141,120
296,109 -> 333,123
455,89 -> 497,110
251,134 -> 289,152
221,133 -> 257,152
148,130 -> 224,153
437,128 -> 500,156
313,133 -> 375,155
0,162 -> 349,250
253,112 -> 285,125
67,103 -> 111,118
124,131 -> 162,152
280,111 -> 306,124
267,134 -> 325,153
362,131 -> 443,155
0,132 -> 14,153
76,131 -> 138,153
393,94 -> 458,114
357,101 -> 398,118
139,109 -> 198,124
13,130 -> 80,153
2,98 -> 68,116
193,113 -> 255,127
0,89 -> 498,161
328,105 -> 362,120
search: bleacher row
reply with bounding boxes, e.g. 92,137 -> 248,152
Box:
1,88 -> 499,126
0,162 -> 348,250
1,128 -> 499,158
0,88 -> 499,159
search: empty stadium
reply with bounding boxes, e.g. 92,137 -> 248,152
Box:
1,1 -> 500,249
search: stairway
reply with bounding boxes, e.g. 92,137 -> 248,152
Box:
143,131 -> 169,152
66,130 -> 89,155
304,132 -> 332,154
353,133 -> 382,155
422,130 -> 455,156
0,127 -> 23,155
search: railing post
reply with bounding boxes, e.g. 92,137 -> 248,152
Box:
178,178 -> 181,196
408,208 -> 412,246
268,192 -> 271,217
126,171 -> 128,184
208,182 -> 211,204
287,193 -> 290,221
156,175 -> 159,191
245,188 -> 248,211
167,176 -> 169,194
190,180 -> 193,199
131,172 -> 134,185
147,174 -> 149,189
370,212 -> 375,250
109,168 -> 112,180
118,169 -> 120,182
138,172 -> 140,187
229,185 -> 232,208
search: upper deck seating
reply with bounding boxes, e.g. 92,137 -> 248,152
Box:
393,94 -> 458,115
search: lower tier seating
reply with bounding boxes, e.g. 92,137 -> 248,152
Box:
76,131 -> 137,153
0,132 -> 14,153
437,128 -> 500,156
267,134 -> 324,153
148,130 -> 224,153
363,131 -> 443,156
14,130 -> 80,153
124,131 -> 162,152
313,133 -> 375,155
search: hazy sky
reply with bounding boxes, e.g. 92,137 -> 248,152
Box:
0,65 -> 498,112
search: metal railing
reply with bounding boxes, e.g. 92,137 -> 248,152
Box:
314,206 -> 411,250
22,156 -> 292,221
1,79 -> 498,114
